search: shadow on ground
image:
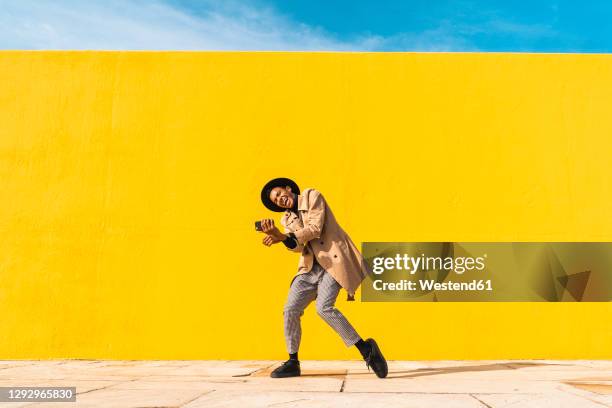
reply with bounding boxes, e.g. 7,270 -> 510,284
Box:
255,361 -> 572,380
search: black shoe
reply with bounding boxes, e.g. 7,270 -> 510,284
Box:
364,338 -> 388,378
270,359 -> 301,378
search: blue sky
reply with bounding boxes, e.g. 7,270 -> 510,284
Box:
1,0 -> 611,52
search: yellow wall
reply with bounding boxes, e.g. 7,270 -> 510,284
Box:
0,51 -> 611,360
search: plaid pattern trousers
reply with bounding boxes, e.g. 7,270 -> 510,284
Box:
283,260 -> 361,354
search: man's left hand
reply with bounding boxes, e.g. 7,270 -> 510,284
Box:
262,234 -> 282,246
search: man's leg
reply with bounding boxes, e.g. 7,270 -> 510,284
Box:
314,268 -> 361,347
284,274 -> 317,355
271,273 -> 317,378
315,266 -> 389,379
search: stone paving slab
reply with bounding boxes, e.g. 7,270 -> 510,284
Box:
161,360 -> 274,377
0,379 -> 120,392
0,360 -> 608,407
343,378 -> 562,394
100,380 -> 218,392
183,390 -> 484,408
104,376 -> 343,393
474,390 -> 608,408
25,388 -> 206,408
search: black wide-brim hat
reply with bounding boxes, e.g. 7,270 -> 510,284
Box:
261,177 -> 300,212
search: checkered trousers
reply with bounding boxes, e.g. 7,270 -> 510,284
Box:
283,260 -> 361,354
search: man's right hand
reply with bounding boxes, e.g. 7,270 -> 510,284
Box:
260,219 -> 286,241
260,219 -> 276,233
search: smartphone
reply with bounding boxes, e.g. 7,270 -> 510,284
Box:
255,221 -> 262,231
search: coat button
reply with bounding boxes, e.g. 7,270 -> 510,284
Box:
320,241 -> 324,245
334,254 -> 337,258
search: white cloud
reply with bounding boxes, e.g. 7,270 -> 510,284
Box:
0,0 -> 366,50
0,0 -> 557,51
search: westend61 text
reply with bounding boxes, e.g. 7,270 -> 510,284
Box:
372,279 -> 493,292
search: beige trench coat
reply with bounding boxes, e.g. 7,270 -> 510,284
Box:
280,188 -> 369,301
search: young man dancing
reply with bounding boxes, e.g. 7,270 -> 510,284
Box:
258,177 -> 388,379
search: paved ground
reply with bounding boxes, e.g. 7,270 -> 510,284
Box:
0,360 -> 610,407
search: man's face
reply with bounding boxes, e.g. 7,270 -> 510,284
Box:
269,186 -> 294,209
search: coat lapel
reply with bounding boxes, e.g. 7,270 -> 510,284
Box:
284,193 -> 306,231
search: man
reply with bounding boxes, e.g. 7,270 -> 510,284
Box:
258,177 -> 388,379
